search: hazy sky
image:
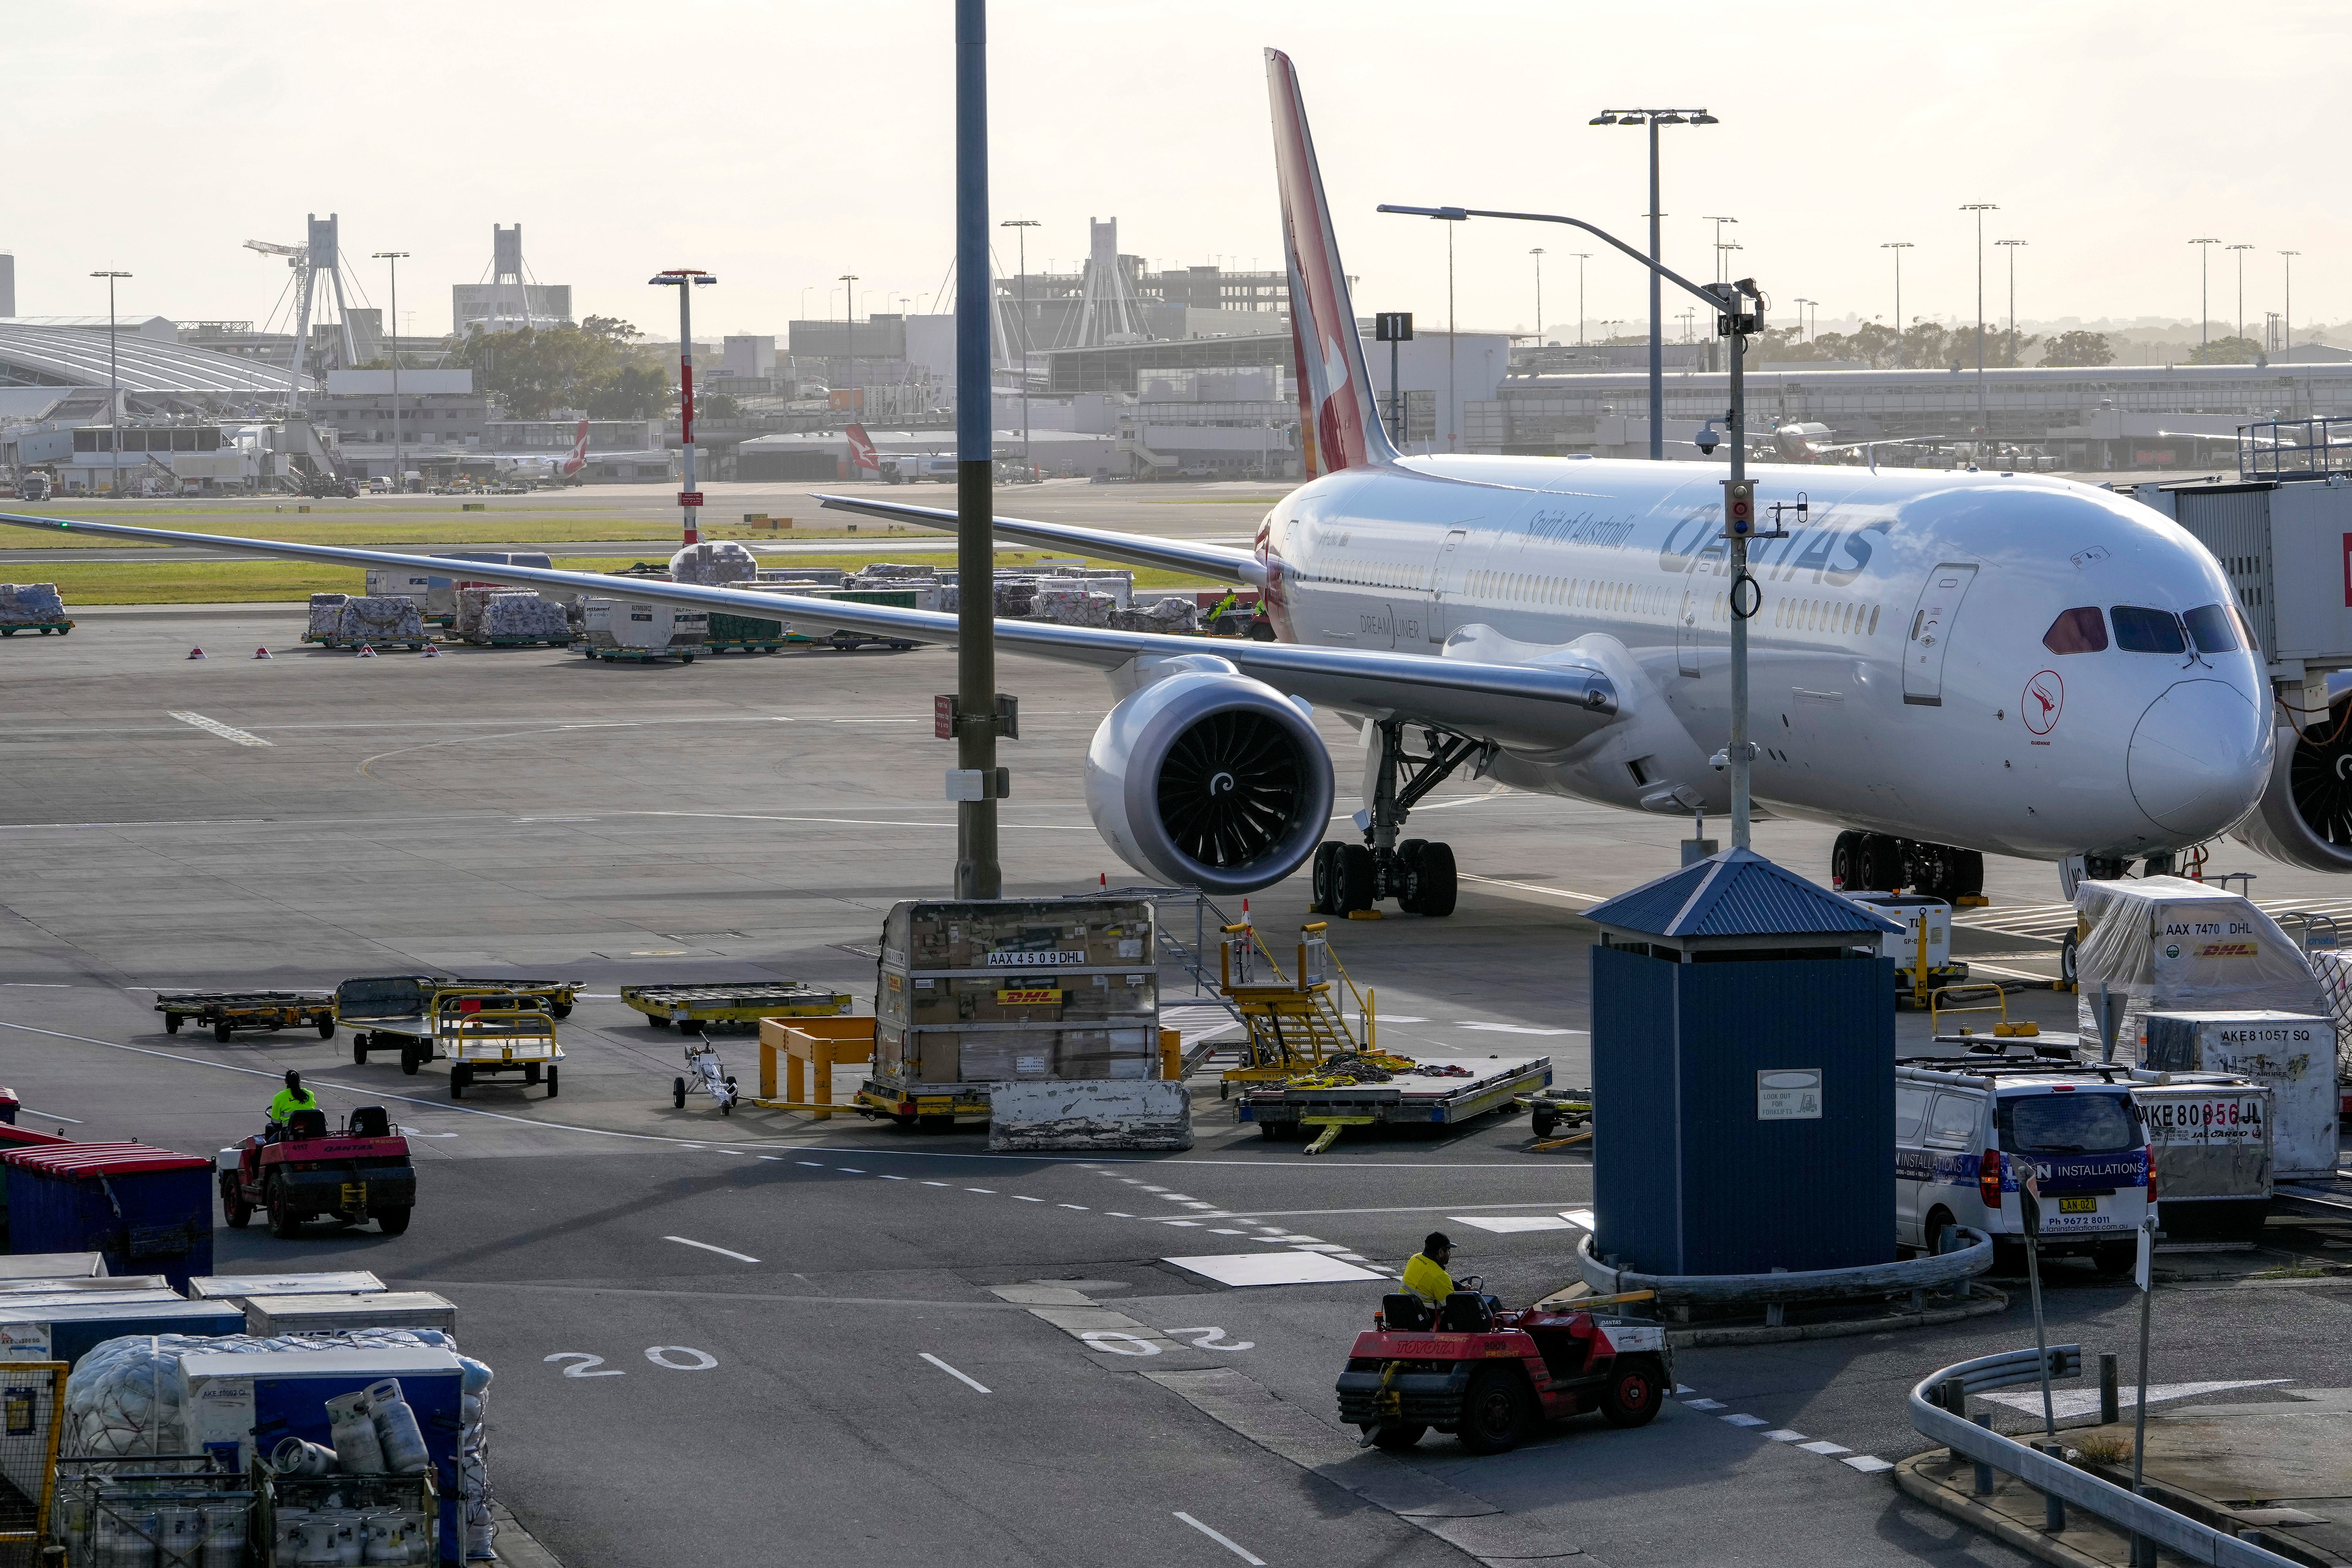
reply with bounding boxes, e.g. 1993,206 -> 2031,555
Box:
14,1 -> 2345,345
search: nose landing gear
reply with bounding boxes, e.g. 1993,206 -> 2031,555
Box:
1310,719 -> 1490,918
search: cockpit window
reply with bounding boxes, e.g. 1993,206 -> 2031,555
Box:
2110,605 -> 2187,654
2183,604 -> 2240,653
2042,607 -> 2108,655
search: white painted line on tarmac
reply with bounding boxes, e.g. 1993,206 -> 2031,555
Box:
1058,1203 -> 1087,1210
1763,1429 -> 1807,1442
878,1174 -> 906,1180
168,711 -> 273,747
920,1353 -> 991,1394
1455,1021 -> 1582,1035
835,1167 -> 865,1173
1458,872 -> 1604,903
1842,1455 -> 1895,1474
1722,1414 -> 1768,1427
1014,1195 -> 1044,1202
965,1187 -> 996,1194
923,1181 -> 950,1187
1797,1440 -> 1851,1456
11,1106 -> 83,1123
1173,1512 -> 1265,1565
1105,1211 -> 1132,1217
798,1161 -> 824,1167
1682,1398 -> 1725,1410
664,1236 -> 759,1263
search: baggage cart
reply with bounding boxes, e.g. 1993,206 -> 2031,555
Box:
343,984 -> 563,1097
624,980 -> 851,1034
156,989 -> 336,1043
705,609 -> 803,654
337,975 -> 579,1055
0,619 -> 70,637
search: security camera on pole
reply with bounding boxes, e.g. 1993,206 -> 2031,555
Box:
650,269 -> 716,544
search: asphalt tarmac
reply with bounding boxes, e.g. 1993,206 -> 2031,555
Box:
3,598 -> 2347,1568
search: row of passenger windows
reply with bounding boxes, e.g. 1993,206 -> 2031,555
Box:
2042,604 -> 2245,656
1470,569 -> 1667,617
1773,597 -> 1884,637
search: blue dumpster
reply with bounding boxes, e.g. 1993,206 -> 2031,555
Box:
4,1143 -> 214,1290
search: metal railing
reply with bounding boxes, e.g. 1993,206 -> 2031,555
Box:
2239,416 -> 2352,481
1908,1347 -> 2298,1567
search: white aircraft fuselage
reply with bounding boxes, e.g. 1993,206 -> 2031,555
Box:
1258,453 -> 2273,864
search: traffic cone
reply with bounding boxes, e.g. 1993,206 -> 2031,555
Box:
420,642 -> 441,659
356,644 -> 377,659
253,646 -> 273,660
186,647 -> 206,660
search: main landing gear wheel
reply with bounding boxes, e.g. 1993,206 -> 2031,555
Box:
1322,717 -> 1489,918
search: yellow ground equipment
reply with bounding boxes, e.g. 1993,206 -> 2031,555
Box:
1929,982 -> 2040,1040
1216,920 -> 1376,1089
624,981 -> 850,1034
434,991 -> 562,1099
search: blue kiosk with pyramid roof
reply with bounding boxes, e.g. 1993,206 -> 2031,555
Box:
1583,848 -> 1905,1278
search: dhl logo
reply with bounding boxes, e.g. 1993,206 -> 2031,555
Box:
996,989 -> 1063,1006
2196,942 -> 2258,958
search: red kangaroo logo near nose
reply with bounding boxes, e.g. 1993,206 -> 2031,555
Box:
2023,670 -> 2063,735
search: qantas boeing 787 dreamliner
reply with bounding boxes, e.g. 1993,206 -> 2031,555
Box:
0,50 -> 2293,916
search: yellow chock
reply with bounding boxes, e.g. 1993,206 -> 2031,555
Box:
1347,910 -> 1384,921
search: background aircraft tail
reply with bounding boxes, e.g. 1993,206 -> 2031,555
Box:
559,417 -> 590,475
1266,47 -> 1399,477
845,423 -> 880,474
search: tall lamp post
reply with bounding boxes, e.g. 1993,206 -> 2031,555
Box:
90,270 -> 130,494
953,0 -> 1002,898
1591,107 -> 1718,459
1001,219 -> 1039,468
649,269 -> 716,545
1960,203 -> 1998,444
2281,250 -> 2299,354
1793,298 -> 1813,343
838,272 -> 860,414
1881,243 -> 1913,367
1996,239 -> 2026,366
2190,237 -> 2220,355
2229,243 -> 2255,351
1383,200 -> 1764,848
1704,216 -> 1737,283
1572,252 -> 1591,345
372,250 -> 408,490
1529,248 -> 1545,342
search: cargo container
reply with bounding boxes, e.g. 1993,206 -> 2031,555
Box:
243,1290 -> 457,1336
0,1296 -> 244,1367
857,898 -> 1162,1125
2144,1010 -> 2339,1179
2133,1073 -> 2273,1237
188,1270 -> 386,1303
581,598 -> 706,663
3,1143 -> 213,1290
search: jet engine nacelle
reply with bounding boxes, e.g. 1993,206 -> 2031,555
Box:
1085,655 -> 1334,896
2231,714 -> 2352,872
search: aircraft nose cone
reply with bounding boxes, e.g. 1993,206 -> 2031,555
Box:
2127,679 -> 2272,836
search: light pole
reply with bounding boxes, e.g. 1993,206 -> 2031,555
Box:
1881,243 -> 1913,368
1572,252 -> 1591,345
953,0 -> 1001,899
2190,238 -> 2220,355
1529,248 -> 1545,342
648,269 -> 716,545
372,250 -> 408,490
1445,221 -> 1455,450
1960,204 -> 1998,443
1383,199 -> 1764,848
1793,298 -> 1813,343
1704,216 -> 1737,283
1592,107 -> 1719,459
2229,243 -> 2255,351
1001,219 -> 1039,468
1996,239 -> 2026,366
838,272 -> 860,414
2281,250 -> 2299,354
90,270 -> 130,494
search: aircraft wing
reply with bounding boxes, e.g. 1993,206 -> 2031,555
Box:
0,513 -> 1618,753
810,492 -> 1265,587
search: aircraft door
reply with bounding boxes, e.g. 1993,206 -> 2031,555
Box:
1903,563 -> 1980,706
1428,528 -> 1470,643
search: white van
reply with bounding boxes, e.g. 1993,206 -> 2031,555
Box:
1895,1060 -> 2154,1272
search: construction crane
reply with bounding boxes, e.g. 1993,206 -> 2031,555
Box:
244,214 -> 357,412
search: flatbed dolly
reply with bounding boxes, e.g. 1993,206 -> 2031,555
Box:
346,986 -> 561,1097
0,620 -> 71,637
1241,1055 -> 1550,1152
624,981 -> 851,1034
157,991 -> 336,1043
1514,1086 -> 1593,1140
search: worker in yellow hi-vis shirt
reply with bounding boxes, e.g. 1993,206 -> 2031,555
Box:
267,1069 -> 319,1127
1401,1230 -> 1457,1306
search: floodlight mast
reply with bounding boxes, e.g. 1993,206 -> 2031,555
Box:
1379,202 -> 1766,847
649,269 -> 717,544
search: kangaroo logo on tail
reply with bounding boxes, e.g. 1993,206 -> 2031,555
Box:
558,417 -> 590,478
1267,48 -> 1397,479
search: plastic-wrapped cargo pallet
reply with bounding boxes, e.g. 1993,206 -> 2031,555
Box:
0,582 -> 67,623
875,898 -> 1188,1149
2072,876 -> 2324,1050
668,540 -> 758,586
455,587 -> 568,645
307,593 -> 348,641
65,1328 -> 498,1559
334,595 -> 428,648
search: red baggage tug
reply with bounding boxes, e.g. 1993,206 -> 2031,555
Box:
221,1106 -> 416,1238
1336,1288 -> 1672,1454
